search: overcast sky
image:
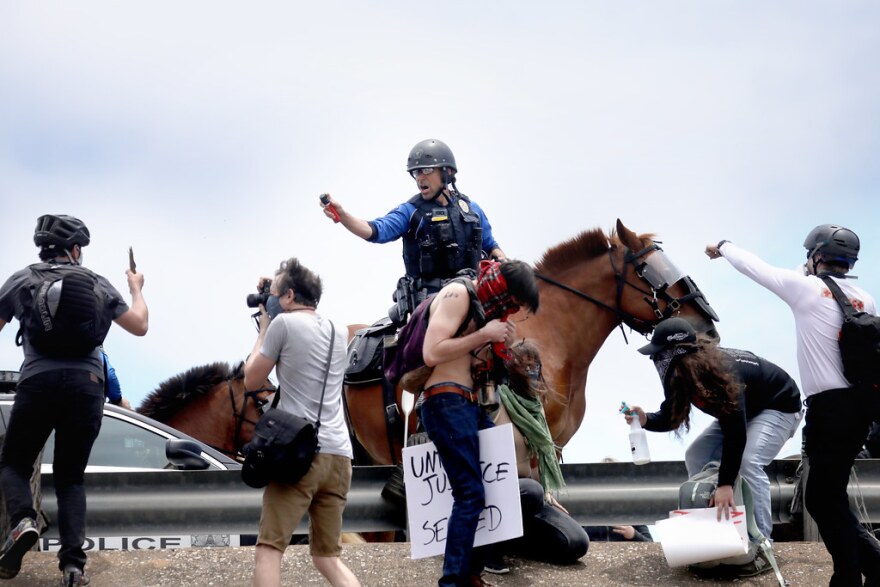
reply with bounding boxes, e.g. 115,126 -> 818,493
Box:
2,2 -> 879,465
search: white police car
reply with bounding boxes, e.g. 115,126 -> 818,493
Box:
0,370 -> 240,473
0,370 -> 245,551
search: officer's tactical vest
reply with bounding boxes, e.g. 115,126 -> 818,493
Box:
402,192 -> 482,281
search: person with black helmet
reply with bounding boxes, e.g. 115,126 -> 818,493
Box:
320,139 -> 506,324
625,317 -> 801,577
706,226 -> 880,585
0,214 -> 149,586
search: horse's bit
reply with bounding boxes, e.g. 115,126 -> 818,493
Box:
227,379 -> 274,456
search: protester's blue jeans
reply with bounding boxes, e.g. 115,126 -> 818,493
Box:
0,369 -> 104,571
684,408 -> 801,541
420,393 -> 494,587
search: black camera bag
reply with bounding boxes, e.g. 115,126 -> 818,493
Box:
822,276 -> 880,388
242,323 -> 336,489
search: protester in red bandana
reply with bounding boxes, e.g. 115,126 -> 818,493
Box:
476,260 -> 521,320
419,259 -> 539,587
475,260 -> 522,361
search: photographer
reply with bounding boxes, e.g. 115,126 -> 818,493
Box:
243,258 -> 360,587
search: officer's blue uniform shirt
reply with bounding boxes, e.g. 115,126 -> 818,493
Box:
366,196 -> 499,252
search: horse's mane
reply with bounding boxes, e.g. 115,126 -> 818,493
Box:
535,227 -> 654,275
138,361 -> 243,422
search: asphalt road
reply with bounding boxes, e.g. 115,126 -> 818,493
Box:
5,541 -> 834,586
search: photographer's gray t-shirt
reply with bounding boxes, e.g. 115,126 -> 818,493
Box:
259,310 -> 353,459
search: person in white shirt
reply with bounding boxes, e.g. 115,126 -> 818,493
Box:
706,224 -> 880,587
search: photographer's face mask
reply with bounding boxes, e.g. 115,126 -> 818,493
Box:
265,295 -> 284,321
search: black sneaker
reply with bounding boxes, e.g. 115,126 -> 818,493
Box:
483,556 -> 510,575
0,517 -> 39,579
716,549 -> 772,578
60,565 -> 90,586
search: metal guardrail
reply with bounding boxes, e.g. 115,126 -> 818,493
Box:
39,459 -> 880,539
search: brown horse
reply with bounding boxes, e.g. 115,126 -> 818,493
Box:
138,361 -> 275,457
137,361 -> 391,543
343,219 -> 720,465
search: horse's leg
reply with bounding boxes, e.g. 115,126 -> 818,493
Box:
356,531 -> 400,543
344,383 -> 401,465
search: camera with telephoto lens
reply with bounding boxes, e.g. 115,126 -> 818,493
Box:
246,281 -> 271,308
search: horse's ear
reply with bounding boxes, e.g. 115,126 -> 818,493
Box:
616,219 -> 642,250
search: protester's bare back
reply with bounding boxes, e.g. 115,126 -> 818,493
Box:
423,281 -> 514,390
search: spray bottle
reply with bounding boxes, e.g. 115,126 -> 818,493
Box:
619,402 -> 651,465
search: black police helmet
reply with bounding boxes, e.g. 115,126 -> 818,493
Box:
803,224 -> 859,268
406,139 -> 457,173
33,214 -> 91,250
637,317 -> 697,355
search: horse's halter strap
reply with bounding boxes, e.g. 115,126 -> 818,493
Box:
622,244 -> 712,323
535,242 -> 713,340
227,379 -> 273,456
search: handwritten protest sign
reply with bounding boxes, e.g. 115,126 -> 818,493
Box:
403,424 -> 523,559
656,507 -> 748,567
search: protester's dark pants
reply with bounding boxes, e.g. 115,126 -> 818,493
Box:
420,393 -> 494,587
804,387 -> 880,587
508,478 -> 589,564
0,369 -> 104,572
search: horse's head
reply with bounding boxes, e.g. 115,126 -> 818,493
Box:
138,361 -> 276,457
500,221 -> 721,451
613,218 -> 719,339
226,361 -> 276,450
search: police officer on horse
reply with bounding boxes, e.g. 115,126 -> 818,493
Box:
321,138 -> 506,325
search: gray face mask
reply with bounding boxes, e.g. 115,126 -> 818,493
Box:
265,295 -> 284,320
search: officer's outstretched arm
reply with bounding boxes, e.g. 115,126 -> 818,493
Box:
321,194 -> 372,240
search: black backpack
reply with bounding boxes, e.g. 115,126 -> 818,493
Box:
821,276 -> 880,388
383,277 -> 483,388
16,263 -> 114,359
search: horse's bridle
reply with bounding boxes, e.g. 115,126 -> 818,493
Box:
226,379 -> 274,456
535,242 -> 717,339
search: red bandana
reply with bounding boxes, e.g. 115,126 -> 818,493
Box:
476,260 -> 520,361
477,260 -> 520,321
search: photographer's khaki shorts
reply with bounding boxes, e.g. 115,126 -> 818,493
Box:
256,453 -> 352,556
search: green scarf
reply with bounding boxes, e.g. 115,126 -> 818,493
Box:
497,384 -> 565,492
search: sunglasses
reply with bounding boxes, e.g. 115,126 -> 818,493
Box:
409,167 -> 437,179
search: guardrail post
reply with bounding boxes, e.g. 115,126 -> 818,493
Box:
800,457 -> 821,542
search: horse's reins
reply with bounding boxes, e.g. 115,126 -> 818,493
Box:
535,242 -> 698,342
225,379 -> 274,457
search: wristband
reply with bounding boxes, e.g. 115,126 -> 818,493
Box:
716,240 -> 729,251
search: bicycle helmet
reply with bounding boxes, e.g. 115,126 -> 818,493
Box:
406,139 -> 457,173
803,224 -> 859,268
33,214 -> 91,250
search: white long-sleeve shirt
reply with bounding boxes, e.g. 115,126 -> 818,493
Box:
719,241 -> 876,398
